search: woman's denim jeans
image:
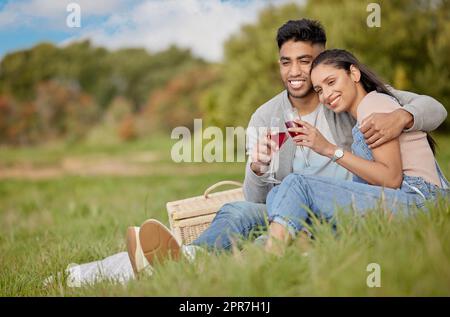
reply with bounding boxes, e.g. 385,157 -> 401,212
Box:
266,126 -> 449,237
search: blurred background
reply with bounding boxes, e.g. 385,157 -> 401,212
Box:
1,0 -> 449,148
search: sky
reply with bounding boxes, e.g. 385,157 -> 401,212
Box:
0,0 -> 305,62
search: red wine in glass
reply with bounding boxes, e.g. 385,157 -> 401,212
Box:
283,107 -> 311,168
270,132 -> 287,148
284,120 -> 304,138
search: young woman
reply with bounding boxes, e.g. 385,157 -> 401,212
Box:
265,49 -> 449,253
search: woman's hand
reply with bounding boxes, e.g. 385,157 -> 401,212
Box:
288,119 -> 336,157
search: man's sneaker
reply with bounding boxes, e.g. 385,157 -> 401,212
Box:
139,219 -> 181,265
126,226 -> 152,275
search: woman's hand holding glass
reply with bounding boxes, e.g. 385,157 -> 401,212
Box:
283,108 -> 310,167
288,119 -> 336,158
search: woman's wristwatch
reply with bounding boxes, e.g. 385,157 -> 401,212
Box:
332,147 -> 344,162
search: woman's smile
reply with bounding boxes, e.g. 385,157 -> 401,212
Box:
328,94 -> 341,108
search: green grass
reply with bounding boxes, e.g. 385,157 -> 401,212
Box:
0,133 -> 174,168
0,135 -> 449,296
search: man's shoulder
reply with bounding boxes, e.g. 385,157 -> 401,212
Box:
252,90 -> 286,118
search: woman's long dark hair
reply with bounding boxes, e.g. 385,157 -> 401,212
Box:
311,49 -> 436,154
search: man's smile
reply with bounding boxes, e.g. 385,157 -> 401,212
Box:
288,79 -> 306,89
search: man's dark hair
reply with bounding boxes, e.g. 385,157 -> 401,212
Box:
276,19 -> 327,49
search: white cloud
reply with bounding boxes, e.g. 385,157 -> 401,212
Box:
64,0 -> 305,61
0,9 -> 16,27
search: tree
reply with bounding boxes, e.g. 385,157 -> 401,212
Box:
139,65 -> 221,133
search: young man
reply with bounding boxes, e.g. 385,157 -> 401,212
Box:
129,19 -> 447,272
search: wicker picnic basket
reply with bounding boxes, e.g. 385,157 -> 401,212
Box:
166,181 -> 244,245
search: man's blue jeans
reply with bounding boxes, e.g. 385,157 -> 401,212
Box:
191,201 -> 268,251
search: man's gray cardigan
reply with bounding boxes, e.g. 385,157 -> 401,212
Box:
243,88 -> 447,203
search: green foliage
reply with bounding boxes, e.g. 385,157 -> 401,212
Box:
0,81 -> 99,145
139,64 -> 221,133
306,0 -> 450,115
35,80 -> 100,142
0,42 -> 205,144
103,45 -> 206,110
84,96 -> 136,145
0,41 -> 204,110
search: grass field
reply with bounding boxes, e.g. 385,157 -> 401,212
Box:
1,134 -> 449,296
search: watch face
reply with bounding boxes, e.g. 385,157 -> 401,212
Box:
334,149 -> 344,161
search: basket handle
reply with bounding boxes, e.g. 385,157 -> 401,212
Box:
203,181 -> 243,198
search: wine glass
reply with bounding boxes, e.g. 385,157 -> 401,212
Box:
263,117 -> 287,184
283,107 -> 311,168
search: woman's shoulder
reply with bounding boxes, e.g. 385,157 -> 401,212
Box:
357,91 -> 401,122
